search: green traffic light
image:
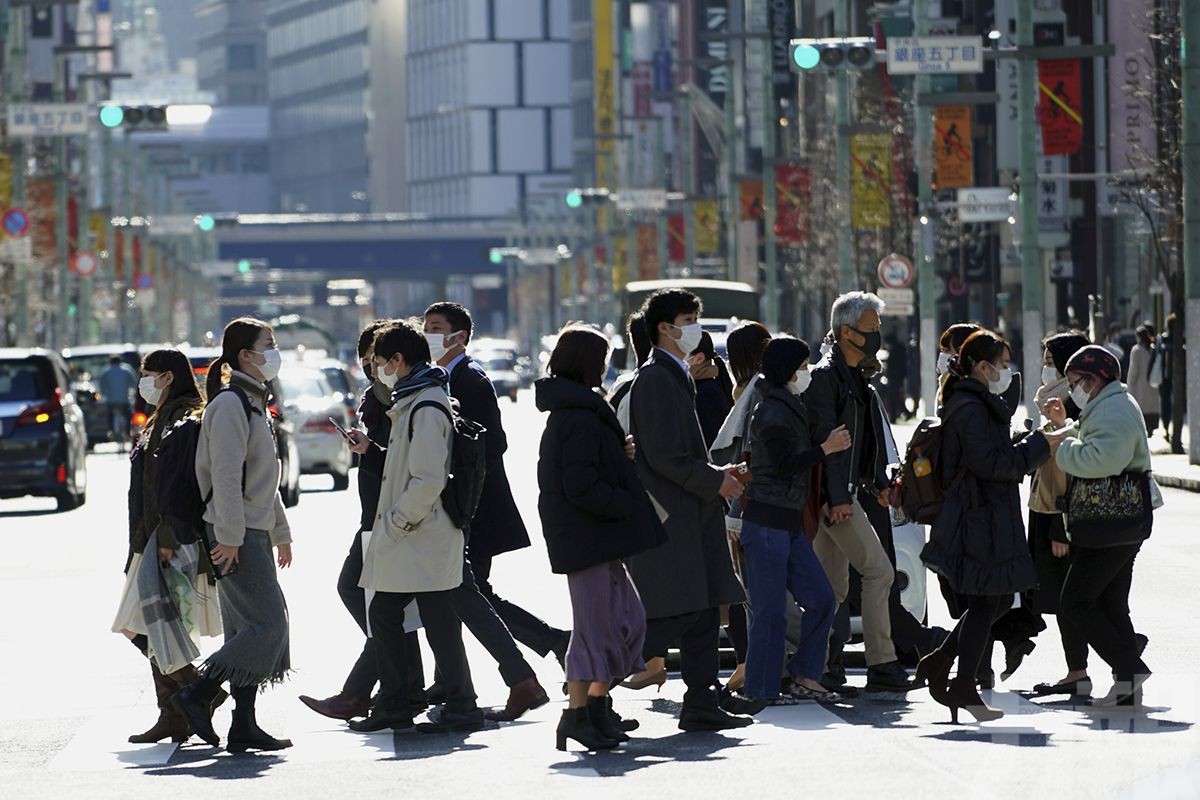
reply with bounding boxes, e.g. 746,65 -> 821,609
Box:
489,249 -> 504,265
565,190 -> 583,209
196,214 -> 216,232
99,105 -> 125,128
237,259 -> 252,273
792,44 -> 820,70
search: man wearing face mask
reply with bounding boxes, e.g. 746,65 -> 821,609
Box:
420,302 -> 560,722
804,292 -> 911,692
624,289 -> 759,731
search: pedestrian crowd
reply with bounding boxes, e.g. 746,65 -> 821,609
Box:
109,288 -> 1161,754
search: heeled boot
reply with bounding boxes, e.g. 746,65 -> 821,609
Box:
130,662 -> 191,744
226,684 -> 293,753
586,696 -> 629,743
938,678 -> 1004,724
555,707 -> 618,752
912,648 -> 954,692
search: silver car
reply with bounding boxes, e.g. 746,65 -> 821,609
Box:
277,365 -> 354,491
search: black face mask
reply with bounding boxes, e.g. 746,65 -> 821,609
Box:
362,361 -> 374,381
847,326 -> 882,358
1064,396 -> 1082,421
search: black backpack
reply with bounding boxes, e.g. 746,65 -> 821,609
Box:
155,386 -> 255,545
407,398 -> 487,531
897,412 -> 966,525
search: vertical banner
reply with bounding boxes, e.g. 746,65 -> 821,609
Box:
636,224 -> 660,279
739,179 -> 764,220
667,213 -> 686,262
613,234 -> 630,291
88,212 -> 107,254
695,0 -> 729,196
736,219 -> 759,288
132,234 -> 143,280
850,134 -> 893,229
1037,60 -> 1083,156
631,120 -> 658,187
1108,0 -> 1156,171
113,227 -> 125,281
993,0 -> 1019,172
775,163 -> 811,246
0,153 -> 11,208
933,105 -> 973,189
694,199 -> 720,254
594,0 -> 616,191
27,179 -> 55,261
67,196 -> 79,256
633,60 -> 652,117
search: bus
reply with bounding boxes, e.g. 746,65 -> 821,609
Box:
622,279 -> 760,323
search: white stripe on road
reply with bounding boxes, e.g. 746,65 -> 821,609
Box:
47,708 -> 179,771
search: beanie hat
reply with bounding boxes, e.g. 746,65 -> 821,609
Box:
1045,332 -> 1091,376
1065,345 -> 1121,384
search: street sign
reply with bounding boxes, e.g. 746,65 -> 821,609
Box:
72,251 -> 99,276
0,236 -> 32,261
196,260 -> 241,276
2,208 -> 30,237
615,189 -> 667,211
520,248 -> 560,265
151,214 -> 201,236
135,273 -> 154,289
6,103 -> 89,137
877,254 -> 914,288
956,188 -> 1015,222
879,287 -> 915,316
886,36 -> 984,75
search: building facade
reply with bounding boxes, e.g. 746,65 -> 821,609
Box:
195,0 -> 268,105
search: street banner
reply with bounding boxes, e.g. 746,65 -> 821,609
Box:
633,60 -> 652,117
26,179 -> 55,262
775,163 -> 811,246
593,0 -> 616,191
740,179 -> 764,220
694,200 -> 720,254
1107,0 -> 1156,211
67,196 -> 79,255
88,212 -> 107,253
993,0 -> 1019,171
1038,59 -> 1083,156
851,134 -> 893,229
694,0 -> 729,196
667,213 -> 685,262
0,154 -> 10,208
630,119 -> 658,187
613,234 -> 629,291
132,233 -> 143,279
736,219 -> 759,289
934,105 -> 973,189
636,224 -> 660,279
113,227 -> 125,280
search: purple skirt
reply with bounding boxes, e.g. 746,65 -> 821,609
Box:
565,560 -> 647,683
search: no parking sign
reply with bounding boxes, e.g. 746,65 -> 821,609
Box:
2,208 -> 30,237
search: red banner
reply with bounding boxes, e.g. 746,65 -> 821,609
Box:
1038,59 -> 1083,156
113,228 -> 125,281
636,225 -> 659,279
667,214 -> 685,262
775,164 -> 811,247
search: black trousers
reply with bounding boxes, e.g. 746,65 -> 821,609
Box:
1060,543 -> 1147,683
1029,511 -> 1089,672
943,594 -> 1013,687
443,556 -> 535,688
641,607 -> 722,710
370,589 -> 476,717
337,529 -> 424,700
471,550 -> 568,658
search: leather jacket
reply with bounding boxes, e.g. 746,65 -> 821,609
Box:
805,345 -> 889,508
744,384 -> 825,513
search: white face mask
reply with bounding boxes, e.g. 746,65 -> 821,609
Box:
377,360 -> 400,389
788,370 -> 812,396
251,347 -> 282,382
936,352 -> 952,376
139,375 -> 164,406
1041,365 -> 1061,387
1071,381 -> 1092,411
988,364 -> 1014,396
671,322 -> 703,356
426,331 -> 462,363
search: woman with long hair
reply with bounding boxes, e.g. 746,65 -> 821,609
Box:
113,348 -> 222,743
171,317 -> 295,752
690,331 -> 735,448
918,330 -> 1065,722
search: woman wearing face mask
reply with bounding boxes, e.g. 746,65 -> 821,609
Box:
113,348 -> 222,744
172,317 -> 295,753
738,337 -> 852,705
1043,346 -> 1154,708
919,330 -> 1066,723
935,323 -> 981,410
689,332 -> 735,449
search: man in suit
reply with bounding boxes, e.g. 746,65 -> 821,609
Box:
422,302 -> 566,721
625,288 -> 760,731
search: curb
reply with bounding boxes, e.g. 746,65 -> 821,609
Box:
1154,473 -> 1200,494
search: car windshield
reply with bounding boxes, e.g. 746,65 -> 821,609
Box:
0,362 -> 48,402
66,353 -> 133,384
279,370 -> 327,400
322,367 -> 351,395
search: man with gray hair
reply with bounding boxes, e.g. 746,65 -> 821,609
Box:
804,291 -> 911,692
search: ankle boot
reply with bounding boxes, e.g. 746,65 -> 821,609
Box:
226,684 -> 293,753
586,696 -> 629,743
607,696 -> 639,732
912,648 -> 954,693
130,662 -> 191,744
939,679 -> 1004,724
171,675 -> 223,747
166,664 -> 230,720
555,707 -> 618,752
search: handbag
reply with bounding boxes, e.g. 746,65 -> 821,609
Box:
1061,470 -> 1154,548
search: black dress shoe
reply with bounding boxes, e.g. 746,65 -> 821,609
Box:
348,713 -> 414,733
1030,677 -> 1093,698
719,688 -> 768,716
865,661 -> 912,692
678,704 -> 754,732
424,683 -> 447,705
226,725 -> 294,752
1001,639 -> 1036,682
415,706 -> 485,734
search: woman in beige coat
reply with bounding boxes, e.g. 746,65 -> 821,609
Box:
1126,325 -> 1161,434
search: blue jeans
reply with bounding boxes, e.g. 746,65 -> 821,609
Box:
741,520 -> 836,699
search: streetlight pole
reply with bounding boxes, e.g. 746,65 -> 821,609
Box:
1017,0 -> 1044,423
835,0 -> 855,291
914,0 -> 937,416
1183,0 -> 1200,463
762,62 -> 779,330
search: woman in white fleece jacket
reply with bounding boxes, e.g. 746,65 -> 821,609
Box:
172,317 -> 295,753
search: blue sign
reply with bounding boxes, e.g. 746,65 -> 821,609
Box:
135,273 -> 154,289
652,51 -> 672,93
2,208 -> 30,237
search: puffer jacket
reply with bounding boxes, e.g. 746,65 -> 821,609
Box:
743,383 -> 825,517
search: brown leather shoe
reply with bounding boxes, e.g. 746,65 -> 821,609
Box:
484,677 -> 550,722
299,692 -> 370,721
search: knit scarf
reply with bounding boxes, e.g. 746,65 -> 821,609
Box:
389,362 -> 450,403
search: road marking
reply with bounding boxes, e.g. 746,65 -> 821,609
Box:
48,708 -> 179,771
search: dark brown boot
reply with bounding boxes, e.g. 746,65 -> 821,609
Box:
484,677 -> 550,722
130,662 -> 191,743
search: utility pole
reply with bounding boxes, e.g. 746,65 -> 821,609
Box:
834,0 -> 855,291
655,117 -> 667,277
1016,0 -> 1044,423
914,0 -> 937,417
53,54 -> 70,348
681,89 -> 696,270
762,61 -> 779,330
4,3 -> 29,345
1183,0 -> 1200,464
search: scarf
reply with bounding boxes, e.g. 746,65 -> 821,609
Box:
1034,374 -> 1070,414
710,374 -> 762,463
390,362 -> 450,403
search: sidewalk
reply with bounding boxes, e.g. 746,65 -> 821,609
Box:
1150,428 -> 1200,493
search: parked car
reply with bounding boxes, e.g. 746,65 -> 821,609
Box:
61,343 -> 165,449
285,352 -> 362,417
0,349 -> 89,511
184,347 -> 302,508
277,365 -> 353,491
474,352 -> 521,402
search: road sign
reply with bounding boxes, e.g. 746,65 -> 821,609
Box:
879,287 -> 915,316
72,251 -> 99,276
2,208 -> 30,237
614,188 -> 667,211
135,273 -> 154,289
957,188 -> 1015,222
877,254 -> 915,288
947,275 -> 968,297
0,236 -> 32,261
886,36 -> 984,75
6,103 -> 89,137
151,214 -> 202,236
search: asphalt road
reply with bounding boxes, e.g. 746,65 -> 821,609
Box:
2,390 -> 1198,799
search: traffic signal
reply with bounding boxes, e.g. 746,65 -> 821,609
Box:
195,214 -> 216,232
789,38 -> 876,72
98,105 -> 168,130
564,187 -> 611,208
237,259 -> 252,274
489,248 -> 504,265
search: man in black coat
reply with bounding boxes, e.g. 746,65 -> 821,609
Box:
625,289 -> 760,731
422,303 -> 566,720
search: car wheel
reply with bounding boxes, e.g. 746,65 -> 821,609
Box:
55,490 -> 79,512
509,392 -> 518,403
331,471 -> 350,492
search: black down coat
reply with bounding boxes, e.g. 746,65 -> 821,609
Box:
534,376 -> 667,575
921,379 -> 1050,596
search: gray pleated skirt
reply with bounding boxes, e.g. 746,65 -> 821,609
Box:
565,560 -> 647,683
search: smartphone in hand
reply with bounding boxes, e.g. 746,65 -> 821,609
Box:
329,416 -> 352,440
